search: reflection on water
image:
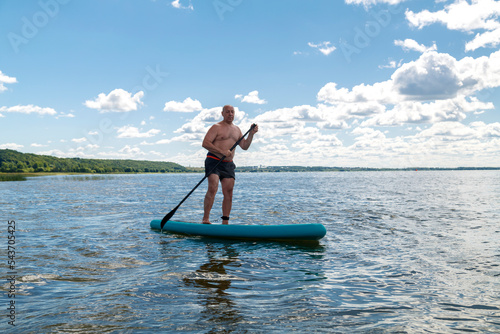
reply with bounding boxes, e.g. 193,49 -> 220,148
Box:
183,243 -> 243,333
1,171 -> 499,333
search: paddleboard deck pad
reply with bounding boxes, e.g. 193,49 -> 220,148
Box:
150,220 -> 326,241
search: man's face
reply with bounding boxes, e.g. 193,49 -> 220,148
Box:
222,106 -> 235,122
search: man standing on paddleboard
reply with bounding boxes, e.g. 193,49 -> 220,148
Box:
201,105 -> 258,224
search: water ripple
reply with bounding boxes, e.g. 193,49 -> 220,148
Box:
1,171 -> 499,333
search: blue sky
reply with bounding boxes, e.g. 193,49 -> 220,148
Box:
1,0 -> 499,167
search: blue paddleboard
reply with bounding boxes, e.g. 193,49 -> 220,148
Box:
150,220 -> 326,241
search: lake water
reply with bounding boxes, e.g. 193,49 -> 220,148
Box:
1,171 -> 499,333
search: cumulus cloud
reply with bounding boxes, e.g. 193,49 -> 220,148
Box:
171,0 -> 193,10
308,41 -> 337,55
306,48 -> 500,160
318,50 -> 500,104
117,126 -> 161,138
414,121 -> 500,141
392,52 -> 463,100
395,39 -> 437,53
345,0 -> 406,6
360,96 -> 494,127
406,0 -> 500,51
118,145 -> 145,155
0,71 -> 17,92
235,91 -> 267,104
0,143 -> 24,150
235,47 -> 499,159
340,121 -> 500,168
153,47 -> 500,167
158,107 -> 247,145
378,59 -> 403,69
84,89 -> 144,112
466,28 -> 500,51
0,105 -> 57,116
163,97 -> 202,112
317,81 -> 396,104
31,143 -> 48,148
253,104 -> 355,135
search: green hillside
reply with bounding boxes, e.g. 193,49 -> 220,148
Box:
0,149 -> 190,174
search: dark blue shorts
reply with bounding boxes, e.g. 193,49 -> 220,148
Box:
205,153 -> 236,180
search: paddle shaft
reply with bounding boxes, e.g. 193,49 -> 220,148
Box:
160,124 -> 256,229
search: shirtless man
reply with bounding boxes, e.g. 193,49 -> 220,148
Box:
202,105 -> 258,224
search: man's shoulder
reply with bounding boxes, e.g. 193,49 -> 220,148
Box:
209,122 -> 224,131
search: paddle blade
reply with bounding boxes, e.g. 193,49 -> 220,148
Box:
160,206 -> 178,229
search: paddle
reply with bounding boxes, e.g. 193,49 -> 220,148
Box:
160,123 -> 257,230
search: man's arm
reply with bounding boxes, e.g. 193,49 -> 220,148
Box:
239,124 -> 258,150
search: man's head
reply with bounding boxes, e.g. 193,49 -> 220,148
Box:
222,105 -> 235,123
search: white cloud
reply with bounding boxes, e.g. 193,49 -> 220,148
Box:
0,105 -> 57,116
337,121 -> 500,168
406,0 -> 500,51
416,121 -> 500,140
308,41 -> 337,56
345,0 -> 406,7
117,126 -> 161,138
471,121 -> 500,137
466,27 -> 500,51
392,52 -> 463,100
149,48 -> 500,167
395,39 -> 437,53
406,0 -> 500,31
292,131 -> 343,149
55,112 -> 75,119
318,50 -> 500,104
317,81 -> 396,104
158,107 -> 247,145
163,97 -> 203,112
171,0 -> 193,10
361,96 -> 494,127
31,143 -> 48,147
84,89 -> 144,112
71,137 -> 87,143
0,143 -> 24,150
252,104 -> 354,136
118,145 -> 145,155
378,59 -> 402,69
0,71 -> 17,92
235,90 -> 267,104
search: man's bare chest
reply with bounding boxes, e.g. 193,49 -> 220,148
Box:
215,128 -> 239,142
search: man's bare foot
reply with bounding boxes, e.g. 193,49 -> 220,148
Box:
202,220 -> 211,224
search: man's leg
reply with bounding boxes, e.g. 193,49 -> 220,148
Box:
203,174 -> 219,224
221,177 -> 235,225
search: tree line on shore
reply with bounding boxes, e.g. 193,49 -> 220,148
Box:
0,149 -> 191,174
1,149 -> 498,175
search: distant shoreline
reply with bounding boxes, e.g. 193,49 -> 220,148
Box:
234,166 -> 500,172
2,166 -> 500,182
1,149 -> 499,181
